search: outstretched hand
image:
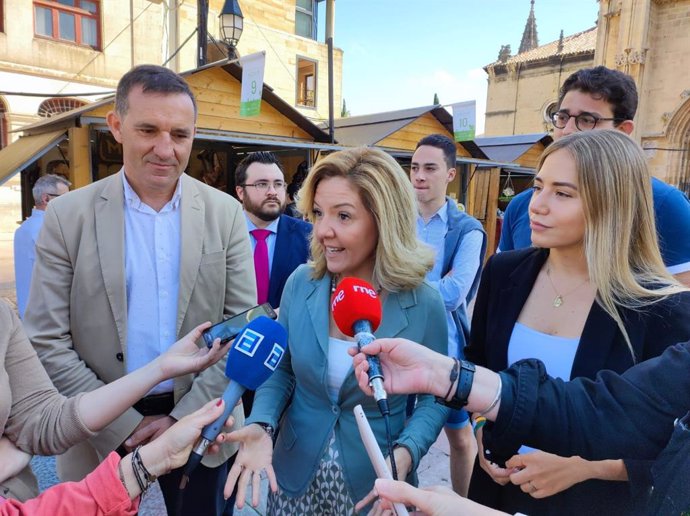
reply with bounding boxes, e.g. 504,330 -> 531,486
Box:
224,423 -> 278,508
156,322 -> 230,380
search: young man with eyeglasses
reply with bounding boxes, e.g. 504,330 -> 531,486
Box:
13,173 -> 70,318
498,66 -> 690,286
234,151 -> 311,415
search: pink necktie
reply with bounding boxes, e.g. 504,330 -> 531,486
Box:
251,229 -> 271,304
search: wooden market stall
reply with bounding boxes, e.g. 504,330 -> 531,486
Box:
0,59 -> 340,218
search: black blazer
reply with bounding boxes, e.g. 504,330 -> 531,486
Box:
465,247 -> 690,515
466,247 -> 690,377
268,214 -> 311,308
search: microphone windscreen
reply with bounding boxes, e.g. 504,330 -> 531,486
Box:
225,316 -> 288,390
331,277 -> 382,337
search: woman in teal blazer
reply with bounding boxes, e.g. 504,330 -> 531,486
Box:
226,147 -> 449,514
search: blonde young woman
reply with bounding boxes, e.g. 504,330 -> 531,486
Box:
464,130 -> 690,515
225,147 -> 450,514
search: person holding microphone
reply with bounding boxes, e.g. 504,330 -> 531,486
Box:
0,300 -> 229,504
350,336 -> 690,515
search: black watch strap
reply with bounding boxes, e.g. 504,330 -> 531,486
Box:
437,360 -> 475,410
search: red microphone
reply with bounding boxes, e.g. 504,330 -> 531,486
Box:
331,277 -> 382,334
332,277 -> 389,415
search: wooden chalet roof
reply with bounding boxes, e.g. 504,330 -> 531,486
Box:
323,105 -> 453,147
17,59 -> 331,143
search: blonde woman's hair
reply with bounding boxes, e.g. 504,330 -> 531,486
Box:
297,147 -> 434,292
538,130 -> 688,358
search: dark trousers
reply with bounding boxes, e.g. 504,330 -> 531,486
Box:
158,453 -> 237,516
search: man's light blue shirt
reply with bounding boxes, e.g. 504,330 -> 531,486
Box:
416,203 -> 483,358
245,215 -> 280,276
13,208 -> 45,318
123,172 -> 181,394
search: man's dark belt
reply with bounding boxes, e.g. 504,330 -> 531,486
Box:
133,392 -> 175,416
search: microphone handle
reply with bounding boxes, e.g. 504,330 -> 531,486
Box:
202,381 -> 246,442
182,381 -> 246,486
353,323 -> 384,382
353,321 -> 389,414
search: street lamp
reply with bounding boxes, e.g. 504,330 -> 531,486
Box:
219,0 -> 243,58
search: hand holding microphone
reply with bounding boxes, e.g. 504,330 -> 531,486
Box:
179,316 -> 288,488
331,277 -> 389,416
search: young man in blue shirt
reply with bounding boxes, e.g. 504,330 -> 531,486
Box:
411,134 -> 487,496
499,66 -> 690,286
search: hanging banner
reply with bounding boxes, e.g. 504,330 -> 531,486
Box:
452,100 -> 476,141
240,51 -> 266,117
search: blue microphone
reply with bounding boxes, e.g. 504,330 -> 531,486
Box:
180,316 -> 288,487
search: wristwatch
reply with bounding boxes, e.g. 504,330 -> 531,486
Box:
255,422 -> 275,440
438,360 -> 475,410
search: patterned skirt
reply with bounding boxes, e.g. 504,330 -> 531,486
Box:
267,432 -> 357,515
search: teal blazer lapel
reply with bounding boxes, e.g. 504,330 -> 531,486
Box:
378,289 -> 414,338
306,273 -> 333,358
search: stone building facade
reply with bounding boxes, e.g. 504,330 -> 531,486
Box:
483,0 -> 690,192
0,0 -> 342,147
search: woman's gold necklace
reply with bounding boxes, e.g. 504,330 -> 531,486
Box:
545,266 -> 590,308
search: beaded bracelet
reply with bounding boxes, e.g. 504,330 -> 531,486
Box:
473,416 -> 487,436
130,450 -> 146,494
131,446 -> 157,495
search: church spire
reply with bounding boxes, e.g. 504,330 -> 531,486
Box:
518,0 -> 539,54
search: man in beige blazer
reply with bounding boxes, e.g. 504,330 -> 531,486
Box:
23,65 -> 255,515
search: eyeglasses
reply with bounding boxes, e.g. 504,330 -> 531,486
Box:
551,111 -> 622,131
242,181 -> 287,191
45,192 -> 64,198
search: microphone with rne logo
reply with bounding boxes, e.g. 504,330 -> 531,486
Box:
331,277 -> 389,416
179,316 -> 288,488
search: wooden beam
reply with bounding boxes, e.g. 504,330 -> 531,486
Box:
68,126 -> 91,188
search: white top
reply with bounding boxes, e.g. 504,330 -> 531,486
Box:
123,172 -> 182,395
508,322 -> 580,454
508,322 -> 580,380
327,336 -> 354,402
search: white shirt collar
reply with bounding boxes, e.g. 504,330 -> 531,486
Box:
122,170 -> 182,211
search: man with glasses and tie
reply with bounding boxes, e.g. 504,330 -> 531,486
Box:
13,173 -> 70,318
498,66 -> 690,286
235,151 -> 311,414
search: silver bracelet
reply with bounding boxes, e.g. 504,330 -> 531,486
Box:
477,374 -> 502,417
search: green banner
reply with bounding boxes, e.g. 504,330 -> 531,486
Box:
240,99 -> 261,117
452,101 -> 476,141
240,52 -> 266,118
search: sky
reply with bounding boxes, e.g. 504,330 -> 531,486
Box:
323,0 -> 599,134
